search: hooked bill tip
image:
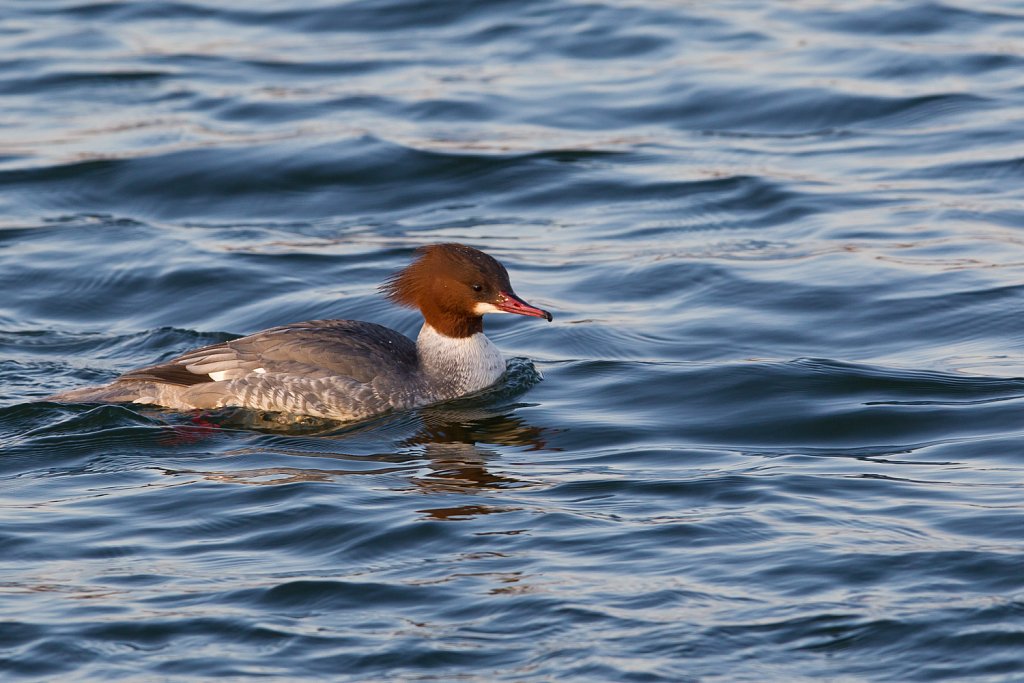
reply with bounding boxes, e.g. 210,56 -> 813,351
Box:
498,291 -> 552,322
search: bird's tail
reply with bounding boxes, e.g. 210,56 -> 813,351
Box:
45,382 -> 146,404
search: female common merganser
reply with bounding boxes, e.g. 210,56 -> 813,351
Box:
47,243 -> 552,421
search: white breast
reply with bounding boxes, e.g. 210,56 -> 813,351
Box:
416,324 -> 505,397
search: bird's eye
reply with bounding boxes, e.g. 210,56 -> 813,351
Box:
472,284 -> 483,292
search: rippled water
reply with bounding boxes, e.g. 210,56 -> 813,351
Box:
4,1 -> 1024,680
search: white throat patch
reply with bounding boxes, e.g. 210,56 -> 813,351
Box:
472,301 -> 505,315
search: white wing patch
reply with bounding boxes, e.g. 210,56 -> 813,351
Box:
208,367 -> 266,382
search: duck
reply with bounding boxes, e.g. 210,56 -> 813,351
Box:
46,243 -> 552,421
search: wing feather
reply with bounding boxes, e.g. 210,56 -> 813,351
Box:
118,320 -> 418,387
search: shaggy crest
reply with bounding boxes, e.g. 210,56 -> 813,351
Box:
380,243 -> 511,310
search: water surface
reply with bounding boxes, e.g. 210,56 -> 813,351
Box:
3,1 -> 1024,680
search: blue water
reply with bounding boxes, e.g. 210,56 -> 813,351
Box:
4,1 -> 1024,680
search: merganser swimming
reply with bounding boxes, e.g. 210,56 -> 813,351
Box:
46,243 -> 552,421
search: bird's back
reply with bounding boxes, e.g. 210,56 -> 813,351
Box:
50,320 -> 426,420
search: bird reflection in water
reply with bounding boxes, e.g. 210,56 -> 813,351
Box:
403,404 -> 551,520
158,358 -> 553,519
163,407 -> 551,520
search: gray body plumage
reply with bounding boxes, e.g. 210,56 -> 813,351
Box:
48,319 -> 507,421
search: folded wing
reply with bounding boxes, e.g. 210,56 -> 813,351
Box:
118,319 -> 418,387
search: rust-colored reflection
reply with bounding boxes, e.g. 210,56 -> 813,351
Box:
406,404 -> 553,452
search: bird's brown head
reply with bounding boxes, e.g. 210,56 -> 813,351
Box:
381,243 -> 552,338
